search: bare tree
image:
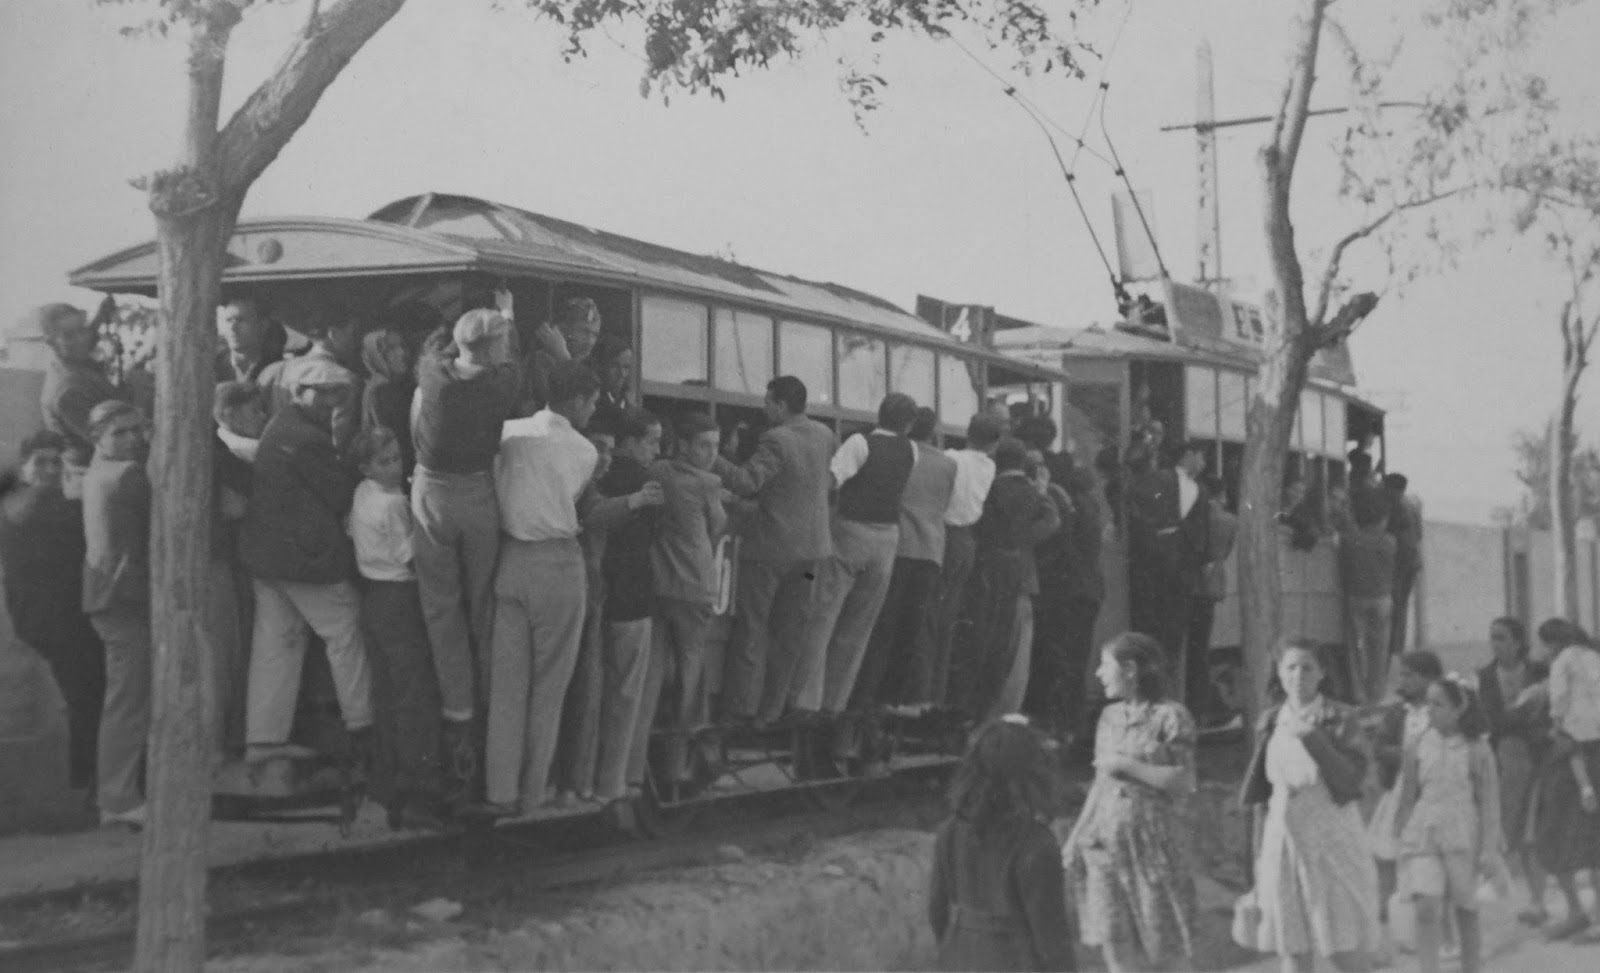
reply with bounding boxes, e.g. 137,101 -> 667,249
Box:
105,2 -> 1090,969
1513,427 -> 1600,530
1236,0 -> 1563,725
1545,229 -> 1599,619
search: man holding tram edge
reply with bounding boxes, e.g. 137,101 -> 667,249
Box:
712,375 -> 837,726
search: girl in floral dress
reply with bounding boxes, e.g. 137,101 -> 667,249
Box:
1365,650 -> 1443,926
1241,642 -> 1379,972
1392,677 -> 1502,973
1062,632 -> 1197,972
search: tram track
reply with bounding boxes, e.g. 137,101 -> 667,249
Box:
0,764 -> 952,973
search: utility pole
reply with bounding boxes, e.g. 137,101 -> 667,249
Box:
1195,41 -> 1224,291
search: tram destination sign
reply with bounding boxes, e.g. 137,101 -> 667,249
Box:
1160,279 -> 1356,387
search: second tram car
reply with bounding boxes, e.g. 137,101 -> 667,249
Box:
986,280 -> 1390,723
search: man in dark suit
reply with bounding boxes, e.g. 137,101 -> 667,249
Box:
1126,438 -> 1211,706
713,375 -> 837,724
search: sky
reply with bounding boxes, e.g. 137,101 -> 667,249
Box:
2,0 -> 1598,524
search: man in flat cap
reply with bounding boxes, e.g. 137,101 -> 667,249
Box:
238,357 -> 375,796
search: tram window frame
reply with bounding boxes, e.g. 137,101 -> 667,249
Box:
938,353 -> 981,428
836,332 -> 888,412
1185,365 -> 1221,442
889,343 -> 937,410
639,294 -> 710,387
1217,368 -> 1248,441
1321,392 -> 1344,459
712,306 -> 775,397
777,319 -> 835,407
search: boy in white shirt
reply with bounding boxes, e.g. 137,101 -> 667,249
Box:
348,426 -> 443,831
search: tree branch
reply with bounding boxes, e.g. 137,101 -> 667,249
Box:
216,0 -> 407,196
1310,185 -> 1469,326
1314,291 -> 1380,347
1272,0 -> 1331,177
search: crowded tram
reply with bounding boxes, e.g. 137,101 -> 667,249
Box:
64,192 -> 1073,835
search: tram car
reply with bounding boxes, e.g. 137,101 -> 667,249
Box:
67,193 -> 1072,835
978,279 -> 1391,725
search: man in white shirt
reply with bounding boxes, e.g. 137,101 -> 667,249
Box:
930,412 -> 1003,708
483,361 -> 601,816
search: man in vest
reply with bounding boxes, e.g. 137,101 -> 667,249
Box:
797,392 -> 919,722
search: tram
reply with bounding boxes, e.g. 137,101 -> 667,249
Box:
982,279 -> 1390,723
67,192 -> 1073,835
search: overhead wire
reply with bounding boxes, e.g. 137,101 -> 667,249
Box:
1090,1 -> 1171,284
940,30 -> 1125,299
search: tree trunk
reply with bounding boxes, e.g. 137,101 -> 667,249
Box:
1237,326 -> 1316,729
1237,0 -> 1327,734
131,5 -> 410,968
1552,365 -> 1582,622
134,9 -> 240,970
135,198 -> 241,973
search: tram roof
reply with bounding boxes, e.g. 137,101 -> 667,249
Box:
993,321 -> 1385,412
68,192 -> 1064,381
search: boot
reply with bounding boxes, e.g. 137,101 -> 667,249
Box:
340,726 -> 375,837
439,718 -> 478,814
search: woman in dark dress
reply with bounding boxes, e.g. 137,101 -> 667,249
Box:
1476,617 -> 1549,925
0,430 -> 106,794
928,716 -> 1075,972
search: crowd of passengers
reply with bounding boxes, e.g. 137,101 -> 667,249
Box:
2,294 -> 1130,832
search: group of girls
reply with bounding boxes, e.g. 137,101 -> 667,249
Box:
924,616 -> 1600,973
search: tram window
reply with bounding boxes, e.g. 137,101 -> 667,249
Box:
889,344 -> 936,409
712,307 -> 774,396
938,354 -> 980,426
641,296 -> 709,385
1219,371 -> 1248,441
837,333 -> 887,412
778,321 -> 833,405
1130,360 -> 1182,434
1322,393 -> 1344,458
1185,365 -> 1220,440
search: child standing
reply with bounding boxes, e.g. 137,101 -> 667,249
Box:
646,411 -> 726,786
1366,650 -> 1443,923
929,716 -> 1075,972
1392,677 -> 1502,973
348,427 -> 442,830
